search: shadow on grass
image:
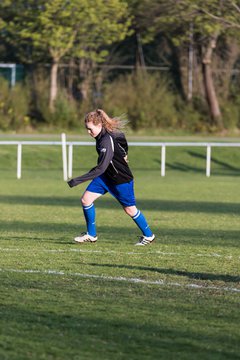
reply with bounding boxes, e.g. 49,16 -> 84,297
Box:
0,195 -> 240,214
154,149 -> 240,175
164,163 -> 240,176
0,221 -> 239,247
188,151 -> 240,171
87,262 -> 240,283
1,295 -> 238,360
0,304 -> 174,359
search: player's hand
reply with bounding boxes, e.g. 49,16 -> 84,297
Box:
67,179 -> 75,188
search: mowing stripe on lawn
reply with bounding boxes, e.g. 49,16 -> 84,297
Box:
0,267 -> 240,293
0,247 -> 239,259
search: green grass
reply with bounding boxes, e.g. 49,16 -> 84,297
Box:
0,142 -> 240,360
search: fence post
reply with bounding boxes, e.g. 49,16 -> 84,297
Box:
11,64 -> 16,87
206,145 -> 211,177
17,143 -> 22,179
161,145 -> 166,177
68,143 -> 73,179
61,133 -> 68,181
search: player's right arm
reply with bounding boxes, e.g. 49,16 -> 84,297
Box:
67,135 -> 114,187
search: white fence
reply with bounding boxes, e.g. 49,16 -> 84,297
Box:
0,133 -> 239,180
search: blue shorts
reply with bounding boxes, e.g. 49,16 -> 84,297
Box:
86,175 -> 136,207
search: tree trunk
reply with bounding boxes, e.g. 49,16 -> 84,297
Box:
135,32 -> 146,74
49,61 -> 59,112
79,58 -> 92,101
67,58 -> 75,100
213,40 -> 239,100
202,33 -> 223,129
173,45 -> 188,100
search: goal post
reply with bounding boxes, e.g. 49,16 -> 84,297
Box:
0,63 -> 25,87
0,64 -> 16,87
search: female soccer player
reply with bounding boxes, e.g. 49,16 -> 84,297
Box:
68,109 -> 155,246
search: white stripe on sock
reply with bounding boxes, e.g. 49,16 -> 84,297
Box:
132,210 -> 140,220
83,204 -> 94,210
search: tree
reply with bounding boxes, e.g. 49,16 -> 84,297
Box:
70,0 -> 132,102
1,0 -> 131,111
0,0 -> 47,64
38,0 -> 131,111
136,0 -> 240,129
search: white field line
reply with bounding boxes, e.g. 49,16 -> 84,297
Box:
0,247 -> 239,260
0,267 -> 239,293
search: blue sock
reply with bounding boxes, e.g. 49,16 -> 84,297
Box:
132,209 -> 153,237
82,203 -> 96,237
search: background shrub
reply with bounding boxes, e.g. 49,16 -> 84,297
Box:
1,69 -> 240,133
102,72 -> 179,129
38,89 -> 80,129
0,79 -> 30,130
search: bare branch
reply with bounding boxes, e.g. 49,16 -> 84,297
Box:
200,8 -> 240,29
231,1 -> 240,13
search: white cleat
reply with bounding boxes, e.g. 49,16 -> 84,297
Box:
74,232 -> 97,243
135,234 -> 155,246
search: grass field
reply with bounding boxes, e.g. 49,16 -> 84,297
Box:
0,141 -> 240,359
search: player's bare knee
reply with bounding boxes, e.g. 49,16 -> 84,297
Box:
124,206 -> 137,217
81,196 -> 89,207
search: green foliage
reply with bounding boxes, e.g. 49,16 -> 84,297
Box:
0,78 -> 30,130
1,0 -> 132,64
102,72 -> 230,132
0,76 -> 81,130
1,0 -> 240,130
175,96 -> 213,133
1,0 -> 46,63
103,72 -> 178,129
1,0 -> 132,114
133,1 -> 240,128
30,76 -> 82,129
72,0 -> 132,61
138,0 -> 240,45
45,91 -> 80,128
1,68 -> 240,132
221,100 -> 240,129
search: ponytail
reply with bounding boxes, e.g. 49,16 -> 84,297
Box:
85,109 -> 128,132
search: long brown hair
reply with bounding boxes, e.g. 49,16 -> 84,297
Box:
85,109 -> 128,132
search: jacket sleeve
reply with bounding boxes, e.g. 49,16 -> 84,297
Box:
67,135 -> 114,188
117,133 -> 128,157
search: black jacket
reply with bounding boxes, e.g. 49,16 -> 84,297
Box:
68,128 -> 134,187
